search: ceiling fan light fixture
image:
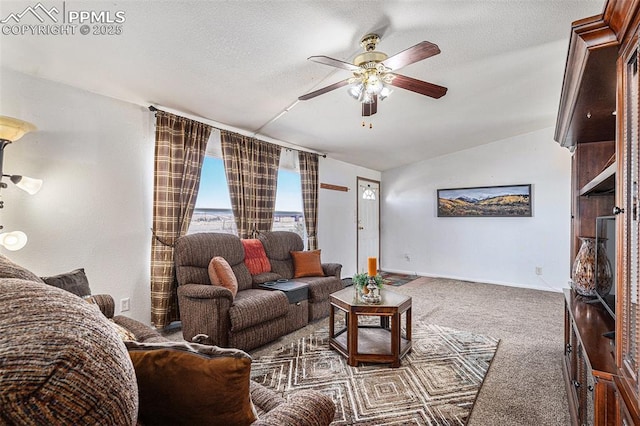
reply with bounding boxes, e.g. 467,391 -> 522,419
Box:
365,75 -> 383,95
375,63 -> 389,73
348,82 -> 364,100
348,74 -> 387,104
379,86 -> 392,101
361,92 -> 375,104
299,34 -> 446,117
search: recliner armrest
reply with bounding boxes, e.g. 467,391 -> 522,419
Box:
321,263 -> 342,279
177,283 -> 234,302
252,389 -> 336,426
86,294 -> 115,318
177,283 -> 234,346
113,315 -> 167,343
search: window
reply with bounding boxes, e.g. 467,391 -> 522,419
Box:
362,187 -> 377,200
189,156 -> 236,235
189,143 -> 305,240
273,167 -> 305,239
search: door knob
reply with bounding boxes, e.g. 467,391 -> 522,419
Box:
613,206 -> 625,215
358,226 -> 364,230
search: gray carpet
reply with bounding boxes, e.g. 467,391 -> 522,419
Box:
400,277 -> 568,425
166,277 -> 569,425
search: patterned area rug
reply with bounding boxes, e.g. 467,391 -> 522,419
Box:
380,270 -> 420,286
250,321 -> 499,425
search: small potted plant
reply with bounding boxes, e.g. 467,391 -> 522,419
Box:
352,272 -> 383,300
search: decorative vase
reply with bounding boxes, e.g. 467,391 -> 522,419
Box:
572,237 -> 613,297
361,277 -> 381,304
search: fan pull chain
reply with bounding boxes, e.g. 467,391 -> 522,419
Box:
361,121 -> 373,129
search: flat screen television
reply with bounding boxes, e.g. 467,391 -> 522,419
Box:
595,216 -> 616,320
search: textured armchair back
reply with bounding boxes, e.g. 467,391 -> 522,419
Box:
258,231 -> 304,279
175,233 -> 253,291
1,279 -> 138,425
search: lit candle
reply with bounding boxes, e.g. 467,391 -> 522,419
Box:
367,257 -> 377,277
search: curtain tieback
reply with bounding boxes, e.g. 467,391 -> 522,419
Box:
151,228 -> 176,248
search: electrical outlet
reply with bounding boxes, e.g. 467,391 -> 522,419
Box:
120,298 -> 130,312
535,266 -> 543,276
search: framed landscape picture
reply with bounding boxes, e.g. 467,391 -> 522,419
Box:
437,184 -> 532,217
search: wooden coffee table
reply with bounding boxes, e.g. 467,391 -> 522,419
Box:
329,287 -> 412,368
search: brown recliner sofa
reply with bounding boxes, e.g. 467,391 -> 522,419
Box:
175,231 -> 343,351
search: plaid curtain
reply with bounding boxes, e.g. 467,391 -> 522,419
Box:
151,111 -> 212,328
298,151 -> 319,250
220,130 -> 281,239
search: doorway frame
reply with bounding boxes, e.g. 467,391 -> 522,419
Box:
356,176 -> 381,274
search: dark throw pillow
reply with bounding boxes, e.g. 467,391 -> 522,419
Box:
41,268 -> 91,297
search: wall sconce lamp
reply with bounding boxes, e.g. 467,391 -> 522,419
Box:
0,115 -> 40,251
0,231 -> 28,251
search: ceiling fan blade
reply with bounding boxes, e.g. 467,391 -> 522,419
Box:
362,96 -> 378,116
382,41 -> 440,71
298,79 -> 350,101
308,55 -> 360,71
389,73 -> 447,99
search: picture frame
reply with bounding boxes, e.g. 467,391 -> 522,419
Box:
437,184 -> 532,217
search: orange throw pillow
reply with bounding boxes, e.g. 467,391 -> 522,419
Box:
208,257 -> 238,299
241,239 -> 271,275
290,250 -> 325,278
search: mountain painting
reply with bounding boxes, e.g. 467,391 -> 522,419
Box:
437,185 -> 532,217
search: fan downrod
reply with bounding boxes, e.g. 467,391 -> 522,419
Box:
360,33 -> 381,52
354,34 -> 387,66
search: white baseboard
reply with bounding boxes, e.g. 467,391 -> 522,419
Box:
381,267 -> 563,293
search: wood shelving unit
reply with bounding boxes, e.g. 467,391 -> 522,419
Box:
564,289 -> 617,425
556,1 -> 640,424
579,163 -> 616,196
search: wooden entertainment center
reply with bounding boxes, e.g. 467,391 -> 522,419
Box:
555,1 -> 640,424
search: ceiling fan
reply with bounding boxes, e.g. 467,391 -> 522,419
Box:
298,33 -> 447,117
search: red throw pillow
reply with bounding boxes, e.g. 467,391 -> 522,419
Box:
290,250 -> 325,278
241,239 -> 271,275
208,257 -> 238,299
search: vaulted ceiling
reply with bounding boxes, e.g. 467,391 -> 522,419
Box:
0,0 -> 604,171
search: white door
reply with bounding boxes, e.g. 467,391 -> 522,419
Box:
357,178 -> 380,274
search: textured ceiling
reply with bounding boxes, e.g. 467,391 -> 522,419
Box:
0,0 -> 604,171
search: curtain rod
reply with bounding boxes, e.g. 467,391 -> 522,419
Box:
148,105 -> 326,158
